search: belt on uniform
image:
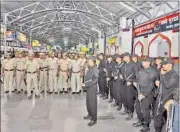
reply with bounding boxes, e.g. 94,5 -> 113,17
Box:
40,69 -> 48,71
72,71 -> 80,73
5,69 -> 14,71
17,69 -> 24,72
27,71 -> 37,74
60,69 -> 68,72
50,69 -> 57,70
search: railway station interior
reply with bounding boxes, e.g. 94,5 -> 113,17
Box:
0,1 -> 179,132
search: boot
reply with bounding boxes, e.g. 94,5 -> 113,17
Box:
84,115 -> 92,120
88,120 -> 97,127
117,106 -> 122,111
125,113 -> 133,120
133,120 -> 144,127
140,123 -> 150,132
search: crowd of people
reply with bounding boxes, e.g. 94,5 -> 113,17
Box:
0,51 -> 179,131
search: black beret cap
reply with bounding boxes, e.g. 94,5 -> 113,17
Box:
131,54 -> 138,58
161,58 -> 174,65
87,56 -> 96,62
142,57 -> 153,63
123,52 -> 131,57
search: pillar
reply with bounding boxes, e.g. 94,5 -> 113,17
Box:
98,31 -> 104,54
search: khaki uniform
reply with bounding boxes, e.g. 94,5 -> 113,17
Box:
15,58 -> 26,92
39,59 -> 48,92
2,59 -> 15,93
80,58 -> 87,83
70,59 -> 82,92
48,58 -> 58,92
58,59 -> 70,92
26,59 -> 39,97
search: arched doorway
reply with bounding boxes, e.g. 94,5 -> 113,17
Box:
148,33 -> 171,57
134,41 -> 144,56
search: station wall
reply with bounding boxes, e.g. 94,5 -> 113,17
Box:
134,30 -> 179,58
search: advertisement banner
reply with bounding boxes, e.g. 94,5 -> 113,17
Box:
32,40 -> 39,47
16,32 -> 27,42
108,37 -> 117,45
134,11 -> 179,38
6,30 -> 15,41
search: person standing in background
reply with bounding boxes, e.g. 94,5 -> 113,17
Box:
1,53 -> 15,94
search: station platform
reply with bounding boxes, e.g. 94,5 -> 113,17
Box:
1,92 -> 155,132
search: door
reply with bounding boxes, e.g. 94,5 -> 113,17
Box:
134,44 -> 143,56
157,40 -> 169,57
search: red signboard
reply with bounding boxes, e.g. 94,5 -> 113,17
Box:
134,11 -> 179,37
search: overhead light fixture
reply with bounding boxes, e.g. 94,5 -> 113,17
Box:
119,2 -> 137,12
100,19 -> 113,25
61,10 -> 75,14
91,27 -> 100,32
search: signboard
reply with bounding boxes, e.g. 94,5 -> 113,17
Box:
134,11 -> 179,38
47,45 -> 52,50
16,32 -> 27,42
6,30 -> 15,41
32,40 -> 39,47
81,47 -> 89,52
108,37 -> 117,44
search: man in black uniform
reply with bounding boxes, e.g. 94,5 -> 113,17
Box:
97,53 -> 107,98
151,57 -> 163,117
112,54 -> 124,111
105,55 -> 115,103
120,52 -> 138,120
131,54 -> 142,71
133,58 -> 158,132
154,58 -> 179,132
83,56 -> 99,127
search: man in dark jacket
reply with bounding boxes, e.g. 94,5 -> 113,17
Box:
97,53 -> 107,98
120,52 -> 138,120
105,55 -> 116,103
83,56 -> 99,127
154,58 -> 179,132
112,54 -> 124,111
133,58 -> 158,132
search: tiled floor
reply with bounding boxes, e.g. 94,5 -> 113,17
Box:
1,91 -> 155,132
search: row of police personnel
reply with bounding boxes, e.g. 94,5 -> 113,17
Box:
95,53 -> 179,132
1,51 -> 87,99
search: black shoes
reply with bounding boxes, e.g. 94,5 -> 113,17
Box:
83,115 -> 92,120
35,95 -> 40,98
117,106 -> 122,111
55,92 -> 58,94
88,120 -> 97,127
108,99 -> 113,103
17,91 -> 21,94
24,91 -> 27,94
4,91 -> 9,93
133,120 -> 143,127
140,126 -> 150,132
125,113 -> 133,120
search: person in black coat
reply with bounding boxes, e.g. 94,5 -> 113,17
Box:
154,58 -> 179,132
82,56 -> 99,127
133,58 -> 158,132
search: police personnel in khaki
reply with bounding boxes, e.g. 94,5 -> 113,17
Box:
25,52 -> 40,99
58,52 -> 70,93
2,53 -> 15,94
79,52 -> 87,84
48,52 -> 59,94
39,53 -> 48,93
15,51 -> 26,94
70,53 -> 82,94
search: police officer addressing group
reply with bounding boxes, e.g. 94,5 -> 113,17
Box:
82,56 -> 99,127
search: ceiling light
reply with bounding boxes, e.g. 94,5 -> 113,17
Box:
61,10 -> 75,14
119,2 -> 137,12
100,19 -> 113,25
